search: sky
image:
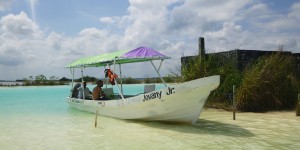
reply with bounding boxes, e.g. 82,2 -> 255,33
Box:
0,0 -> 300,80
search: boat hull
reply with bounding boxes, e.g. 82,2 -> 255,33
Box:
66,75 -> 220,124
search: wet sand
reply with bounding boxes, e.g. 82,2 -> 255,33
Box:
136,108 -> 300,149
194,108 -> 300,149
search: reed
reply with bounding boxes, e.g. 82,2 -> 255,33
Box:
181,55 -> 223,81
235,52 -> 300,112
181,55 -> 243,109
181,56 -> 202,81
181,52 -> 299,111
205,57 -> 243,109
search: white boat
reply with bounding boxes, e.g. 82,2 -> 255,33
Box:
66,47 -> 220,124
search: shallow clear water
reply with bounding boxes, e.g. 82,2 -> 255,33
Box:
0,85 -> 299,149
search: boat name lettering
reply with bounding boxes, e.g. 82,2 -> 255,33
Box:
166,87 -> 175,95
143,91 -> 162,101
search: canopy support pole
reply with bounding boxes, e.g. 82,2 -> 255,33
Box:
69,68 -> 75,98
158,59 -> 163,72
104,66 -> 108,88
81,67 -> 85,100
119,64 -> 123,95
151,60 -> 167,87
113,58 -> 125,101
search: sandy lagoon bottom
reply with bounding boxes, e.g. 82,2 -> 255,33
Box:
1,108 -> 299,150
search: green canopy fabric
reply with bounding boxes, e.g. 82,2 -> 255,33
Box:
66,50 -> 128,68
65,48 -> 170,68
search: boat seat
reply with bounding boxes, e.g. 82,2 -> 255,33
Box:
144,84 -> 155,93
103,88 -> 114,97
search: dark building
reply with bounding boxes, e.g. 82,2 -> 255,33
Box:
181,38 -> 300,76
294,53 -> 300,76
209,49 -> 295,70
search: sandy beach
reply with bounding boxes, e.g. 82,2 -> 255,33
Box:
1,86 -> 299,149
194,108 -> 300,149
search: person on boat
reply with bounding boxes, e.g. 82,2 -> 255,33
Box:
92,80 -> 109,100
104,69 -> 118,85
77,81 -> 92,99
72,82 -> 81,98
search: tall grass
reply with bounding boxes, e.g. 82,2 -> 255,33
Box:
181,55 -> 242,109
181,52 -> 299,111
181,55 -> 223,81
236,53 -> 300,112
181,56 -> 202,81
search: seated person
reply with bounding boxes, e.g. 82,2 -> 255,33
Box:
77,81 -> 92,99
72,83 -> 81,98
93,80 -> 109,100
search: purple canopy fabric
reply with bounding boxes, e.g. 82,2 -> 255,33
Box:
120,46 -> 169,59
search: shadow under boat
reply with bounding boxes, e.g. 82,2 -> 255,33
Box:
133,119 -> 255,137
68,107 -> 254,137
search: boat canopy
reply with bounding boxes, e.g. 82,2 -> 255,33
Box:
66,46 -> 171,68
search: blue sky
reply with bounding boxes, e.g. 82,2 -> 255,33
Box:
2,0 -> 130,35
0,0 -> 300,80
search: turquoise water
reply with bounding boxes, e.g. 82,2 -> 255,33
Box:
1,85 -> 300,149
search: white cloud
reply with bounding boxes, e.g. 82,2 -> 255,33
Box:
0,12 -> 61,79
1,0 -> 300,80
204,22 -> 250,52
0,11 -> 41,39
79,28 -> 109,39
118,0 -> 174,48
289,2 -> 300,20
168,0 -> 250,35
76,28 -> 121,53
0,12 -> 42,68
244,2 -> 300,33
99,17 -> 117,24
46,32 -> 63,50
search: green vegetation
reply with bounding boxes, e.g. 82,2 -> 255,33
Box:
0,74 -> 178,87
236,53 -> 299,112
121,77 -> 141,84
74,76 -> 98,82
144,76 -> 179,84
21,75 -> 69,86
181,55 -> 242,109
181,52 -> 300,112
9,75 -> 97,86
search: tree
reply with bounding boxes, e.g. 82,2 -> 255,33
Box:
22,78 -> 30,86
75,76 -> 98,82
35,74 -> 47,85
29,76 -> 33,81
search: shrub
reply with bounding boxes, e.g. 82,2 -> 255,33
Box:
235,53 -> 300,112
181,55 -> 242,108
122,77 -> 140,84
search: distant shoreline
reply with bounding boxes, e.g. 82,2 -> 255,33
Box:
0,81 -> 69,87
0,81 -> 170,87
0,81 -> 24,86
